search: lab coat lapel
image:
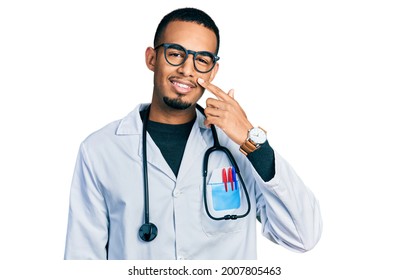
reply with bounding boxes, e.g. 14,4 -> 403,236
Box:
117,104 -> 176,182
143,133 -> 176,182
176,112 -> 209,183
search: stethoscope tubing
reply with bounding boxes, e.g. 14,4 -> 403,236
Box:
202,144 -> 251,220
139,104 -> 251,242
139,105 -> 158,242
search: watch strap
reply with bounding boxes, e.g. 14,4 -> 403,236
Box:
239,139 -> 259,156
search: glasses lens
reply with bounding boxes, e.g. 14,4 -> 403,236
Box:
164,44 -> 186,66
195,52 -> 215,73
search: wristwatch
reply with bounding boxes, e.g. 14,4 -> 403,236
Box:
239,127 -> 267,156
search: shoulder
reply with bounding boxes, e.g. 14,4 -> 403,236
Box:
82,119 -> 121,146
81,104 -> 145,150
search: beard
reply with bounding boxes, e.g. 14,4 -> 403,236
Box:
163,96 -> 193,110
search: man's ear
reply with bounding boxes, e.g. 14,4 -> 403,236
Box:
145,47 -> 156,72
208,62 -> 219,82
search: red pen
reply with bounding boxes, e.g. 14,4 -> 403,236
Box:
228,167 -> 234,191
222,168 -> 228,192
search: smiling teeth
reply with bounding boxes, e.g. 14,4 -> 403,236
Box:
174,82 -> 190,89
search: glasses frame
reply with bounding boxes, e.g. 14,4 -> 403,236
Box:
155,43 -> 220,73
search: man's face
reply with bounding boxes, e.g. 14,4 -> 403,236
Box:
146,21 -> 219,111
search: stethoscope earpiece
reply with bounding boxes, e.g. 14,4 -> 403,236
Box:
139,223 -> 158,242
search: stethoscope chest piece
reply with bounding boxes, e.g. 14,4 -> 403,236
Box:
139,223 -> 158,242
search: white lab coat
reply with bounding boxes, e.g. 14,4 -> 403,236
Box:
64,103 -> 322,260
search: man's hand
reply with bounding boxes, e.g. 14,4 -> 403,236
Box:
198,78 -> 253,145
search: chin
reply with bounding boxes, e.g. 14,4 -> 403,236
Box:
163,96 -> 193,110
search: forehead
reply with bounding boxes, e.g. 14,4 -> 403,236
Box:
160,21 -> 217,53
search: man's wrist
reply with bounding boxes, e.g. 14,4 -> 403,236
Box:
239,126 -> 267,156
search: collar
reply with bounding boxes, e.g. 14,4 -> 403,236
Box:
115,103 -> 208,135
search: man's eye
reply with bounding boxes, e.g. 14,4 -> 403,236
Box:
168,51 -> 183,57
196,56 -> 211,65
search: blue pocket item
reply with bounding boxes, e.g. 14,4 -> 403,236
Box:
211,182 -> 241,211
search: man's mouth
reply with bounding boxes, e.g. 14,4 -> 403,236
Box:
170,78 -> 196,93
173,81 -> 190,89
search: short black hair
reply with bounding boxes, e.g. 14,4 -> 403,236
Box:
153,7 -> 220,54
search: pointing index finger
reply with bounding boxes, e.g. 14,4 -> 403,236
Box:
198,78 -> 228,101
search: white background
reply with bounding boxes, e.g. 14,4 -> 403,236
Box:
1,0 -> 408,279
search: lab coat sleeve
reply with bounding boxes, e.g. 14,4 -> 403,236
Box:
255,152 -> 322,252
64,142 -> 109,260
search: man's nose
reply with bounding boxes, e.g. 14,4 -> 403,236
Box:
176,55 -> 195,76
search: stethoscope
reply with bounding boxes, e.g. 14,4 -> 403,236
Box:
138,104 -> 251,242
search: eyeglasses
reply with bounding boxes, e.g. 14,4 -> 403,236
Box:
155,43 -> 220,73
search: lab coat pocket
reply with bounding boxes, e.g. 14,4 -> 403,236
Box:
201,167 -> 246,236
211,183 -> 240,211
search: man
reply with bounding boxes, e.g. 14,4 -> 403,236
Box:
64,7 -> 322,260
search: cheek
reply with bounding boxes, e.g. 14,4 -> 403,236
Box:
198,69 -> 215,81
154,62 -> 174,80
153,67 -> 169,85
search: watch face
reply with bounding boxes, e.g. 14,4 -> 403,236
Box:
249,127 -> 267,144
